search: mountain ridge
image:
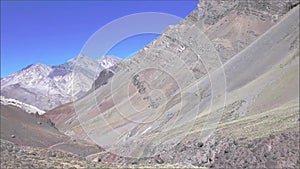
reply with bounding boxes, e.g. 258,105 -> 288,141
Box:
44,1 -> 299,167
1,0 -> 299,168
1,55 -> 121,110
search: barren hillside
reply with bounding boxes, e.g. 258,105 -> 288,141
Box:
2,0 -> 299,168
44,0 -> 299,168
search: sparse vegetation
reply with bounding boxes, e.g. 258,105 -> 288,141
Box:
0,139 -> 208,169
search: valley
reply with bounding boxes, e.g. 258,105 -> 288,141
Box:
1,0 -> 299,168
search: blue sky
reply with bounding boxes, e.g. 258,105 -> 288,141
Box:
1,0 -> 198,77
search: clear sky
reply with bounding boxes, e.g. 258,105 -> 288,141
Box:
1,0 -> 198,77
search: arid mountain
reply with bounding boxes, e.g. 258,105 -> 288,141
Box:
1,0 -> 299,168
0,103 -> 103,157
0,103 -> 201,169
1,55 -> 121,111
44,0 -> 299,168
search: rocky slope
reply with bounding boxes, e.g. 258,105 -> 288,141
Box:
0,104 -> 106,157
0,139 -> 109,169
0,103 -> 203,169
44,0 -> 299,168
189,0 -> 300,62
2,0 -> 299,168
1,55 -> 121,110
1,139 -> 205,169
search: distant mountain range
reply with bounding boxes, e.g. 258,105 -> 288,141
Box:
1,55 -> 121,110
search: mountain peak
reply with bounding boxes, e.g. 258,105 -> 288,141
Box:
1,54 -> 121,110
20,63 -> 50,71
98,56 -> 122,69
67,54 -> 93,64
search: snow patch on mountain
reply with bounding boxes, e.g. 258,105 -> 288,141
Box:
1,96 -> 46,115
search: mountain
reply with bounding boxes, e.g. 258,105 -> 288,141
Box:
1,55 -> 121,111
44,0 -> 299,168
0,103 -> 104,157
1,0 -> 299,168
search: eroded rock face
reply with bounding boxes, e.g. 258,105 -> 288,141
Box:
186,0 -> 300,63
93,129 -> 299,168
91,64 -> 121,91
194,0 -> 300,24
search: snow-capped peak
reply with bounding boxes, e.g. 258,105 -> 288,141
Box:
1,55 -> 122,110
98,56 -> 122,69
